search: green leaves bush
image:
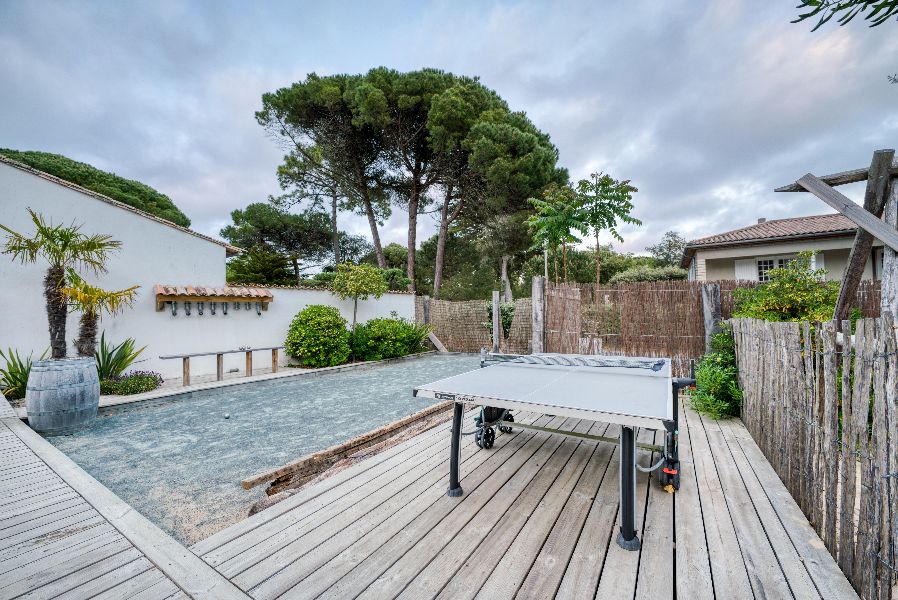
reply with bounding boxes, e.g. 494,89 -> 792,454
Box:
100,371 -> 163,395
286,305 -> 351,367
607,265 -> 687,283
483,301 -> 515,339
95,333 -> 145,380
732,251 -> 838,322
690,325 -> 742,419
353,317 -> 431,361
0,347 -> 47,399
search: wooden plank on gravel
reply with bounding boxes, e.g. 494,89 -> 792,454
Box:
671,399 -> 713,600
593,428 -> 656,600
192,407 -> 485,556
312,417 -> 572,600
516,424 -> 617,600
203,408 -> 506,570
726,418 -> 860,600
699,411 -> 793,599
683,404 -> 753,598
397,420 -> 604,600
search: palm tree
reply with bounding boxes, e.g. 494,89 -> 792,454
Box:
527,184 -> 586,283
61,270 -> 139,357
1,209 -> 121,359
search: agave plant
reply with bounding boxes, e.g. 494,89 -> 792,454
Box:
0,347 -> 48,399
62,270 -> 139,357
94,333 -> 145,380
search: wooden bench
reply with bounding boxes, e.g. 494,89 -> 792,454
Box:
159,346 -> 284,386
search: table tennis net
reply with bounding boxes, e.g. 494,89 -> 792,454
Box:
483,352 -> 666,372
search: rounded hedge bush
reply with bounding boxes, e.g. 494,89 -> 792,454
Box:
285,305 -> 350,367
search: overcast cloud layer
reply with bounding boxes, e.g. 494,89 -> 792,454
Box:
1,1 -> 896,253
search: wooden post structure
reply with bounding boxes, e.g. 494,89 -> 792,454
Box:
701,282 -> 722,352
182,357 -> 190,387
777,149 -> 898,318
216,354 -> 224,381
531,276 -> 545,354
492,290 -> 501,353
245,351 -> 253,377
271,348 -> 279,374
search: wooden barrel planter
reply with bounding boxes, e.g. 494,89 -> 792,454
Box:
25,358 -> 100,435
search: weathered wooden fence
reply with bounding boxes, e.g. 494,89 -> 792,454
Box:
732,316 -> 897,598
415,296 -> 532,353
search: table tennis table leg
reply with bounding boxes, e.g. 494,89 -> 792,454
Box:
448,401 -> 464,497
617,425 -> 641,550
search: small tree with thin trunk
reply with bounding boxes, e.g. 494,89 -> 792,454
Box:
61,270 -> 139,357
1,209 -> 121,359
576,173 -> 641,285
331,263 -> 388,360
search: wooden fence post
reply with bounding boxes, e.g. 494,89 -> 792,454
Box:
531,276 -> 545,354
245,351 -> 253,377
701,282 -> 722,352
271,348 -> 279,374
492,290 -> 501,353
881,177 -> 898,315
216,354 -> 223,381
182,357 -> 190,387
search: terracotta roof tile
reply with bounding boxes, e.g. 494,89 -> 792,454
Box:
687,213 -> 856,248
153,285 -> 274,299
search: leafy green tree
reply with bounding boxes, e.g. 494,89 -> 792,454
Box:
576,173 -> 641,284
0,149 -> 190,227
61,270 -> 139,357
1,209 -> 121,359
337,232 -> 374,265
646,230 -> 687,267
285,305 -> 350,367
226,248 -> 295,285
528,184 -> 586,283
793,0 -> 897,30
220,203 -> 333,282
331,263 -> 389,359
257,73 -> 392,268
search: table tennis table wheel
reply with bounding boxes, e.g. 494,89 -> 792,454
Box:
476,426 -> 495,449
499,413 -> 514,434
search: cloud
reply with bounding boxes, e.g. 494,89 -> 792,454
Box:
1,0 -> 896,257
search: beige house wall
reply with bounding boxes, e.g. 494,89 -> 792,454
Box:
688,236 -> 882,282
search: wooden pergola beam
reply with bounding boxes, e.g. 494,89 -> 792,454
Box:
796,174 -> 898,252
831,150 -> 895,321
776,164 -> 898,192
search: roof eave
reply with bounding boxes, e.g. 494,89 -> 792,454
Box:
682,229 -> 857,267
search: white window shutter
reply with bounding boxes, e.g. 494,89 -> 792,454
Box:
735,258 -> 756,280
814,252 -> 825,274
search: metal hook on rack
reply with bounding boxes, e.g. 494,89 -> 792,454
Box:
245,302 -> 251,311
185,301 -> 192,316
198,302 -> 204,316
210,302 -> 217,316
222,302 -> 228,315
255,302 -> 262,316
170,301 -> 177,317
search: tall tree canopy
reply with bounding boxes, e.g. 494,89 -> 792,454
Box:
219,202 -> 334,283
646,230 -> 687,267
0,149 -> 190,227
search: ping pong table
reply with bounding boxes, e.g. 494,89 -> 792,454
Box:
413,352 -> 695,551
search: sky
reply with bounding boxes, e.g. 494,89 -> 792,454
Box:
1,0 -> 896,254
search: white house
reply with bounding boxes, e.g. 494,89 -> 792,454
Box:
681,214 -> 883,282
0,155 -> 414,378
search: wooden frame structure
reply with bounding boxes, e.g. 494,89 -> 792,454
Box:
776,149 -> 898,320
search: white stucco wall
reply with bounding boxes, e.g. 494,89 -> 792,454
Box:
0,162 -> 414,379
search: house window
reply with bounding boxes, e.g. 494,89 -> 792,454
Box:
757,256 -> 796,282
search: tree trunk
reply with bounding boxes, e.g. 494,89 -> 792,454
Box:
433,185 -> 455,299
360,193 -> 386,268
75,311 -> 98,358
406,182 -> 419,293
330,189 -> 341,264
553,249 -> 559,285
595,231 -> 602,284
291,257 -> 301,285
44,264 -> 67,359
500,255 -> 513,303
351,297 -> 358,362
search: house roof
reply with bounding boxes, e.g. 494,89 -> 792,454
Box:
681,213 -> 857,268
153,284 -> 274,299
0,154 -> 241,257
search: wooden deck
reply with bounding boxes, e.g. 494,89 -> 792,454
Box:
191,400 -> 858,599
0,403 -> 249,600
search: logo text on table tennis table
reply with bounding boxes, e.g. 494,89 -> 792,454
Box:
435,392 -> 478,402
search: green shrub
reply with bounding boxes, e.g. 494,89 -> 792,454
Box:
353,317 -> 432,361
100,371 -> 163,395
0,347 -> 47,399
732,251 -> 838,322
690,324 -> 742,419
381,268 -> 411,290
95,333 -> 145,380
285,305 -> 351,367
607,265 -> 687,283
